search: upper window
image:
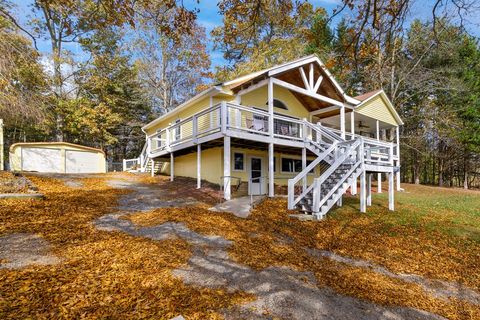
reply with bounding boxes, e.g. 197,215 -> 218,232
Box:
265,99 -> 288,110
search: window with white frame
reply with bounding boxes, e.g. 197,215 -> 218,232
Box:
281,157 -> 314,173
233,152 -> 245,171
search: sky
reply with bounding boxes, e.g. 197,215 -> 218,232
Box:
9,0 -> 480,69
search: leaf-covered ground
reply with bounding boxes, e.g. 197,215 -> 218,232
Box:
0,173 -> 479,319
0,174 -> 250,319
0,172 -> 33,194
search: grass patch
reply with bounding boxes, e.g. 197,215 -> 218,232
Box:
128,184 -> 480,320
369,184 -> 480,242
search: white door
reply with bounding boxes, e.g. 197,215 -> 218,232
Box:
21,148 -> 62,173
249,157 -> 264,195
66,150 -> 100,173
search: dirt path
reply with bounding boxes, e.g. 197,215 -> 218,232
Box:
95,175 -> 446,320
0,233 -> 61,269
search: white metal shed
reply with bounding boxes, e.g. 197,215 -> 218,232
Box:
9,142 -> 106,173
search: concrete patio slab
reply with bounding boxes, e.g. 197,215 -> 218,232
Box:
209,196 -> 264,218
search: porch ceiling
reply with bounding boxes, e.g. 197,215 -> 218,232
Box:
317,112 -> 396,133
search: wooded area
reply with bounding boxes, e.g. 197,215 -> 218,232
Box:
0,0 -> 479,188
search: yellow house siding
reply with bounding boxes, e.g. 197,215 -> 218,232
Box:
356,95 -> 398,126
161,145 -> 317,186
240,85 -> 310,120
160,147 -> 223,184
230,147 -> 317,186
145,97 -> 211,136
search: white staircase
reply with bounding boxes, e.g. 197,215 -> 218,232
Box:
288,126 -> 364,219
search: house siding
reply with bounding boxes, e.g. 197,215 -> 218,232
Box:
240,85 -> 310,120
356,95 -> 398,126
159,147 -> 223,184
160,145 -> 317,187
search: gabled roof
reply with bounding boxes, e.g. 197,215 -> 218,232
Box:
354,89 -> 404,126
143,55 -> 399,130
224,55 -> 360,106
354,89 -> 383,102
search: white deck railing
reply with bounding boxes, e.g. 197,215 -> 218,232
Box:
328,127 -> 398,162
146,102 -> 398,168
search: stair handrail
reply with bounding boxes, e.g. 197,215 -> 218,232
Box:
287,142 -> 338,209
312,138 -> 362,212
303,120 -> 344,144
139,143 -> 149,172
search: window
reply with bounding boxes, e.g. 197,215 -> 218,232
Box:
281,158 -> 314,174
233,152 -> 244,171
265,99 -> 288,110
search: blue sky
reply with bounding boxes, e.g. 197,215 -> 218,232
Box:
10,0 -> 480,69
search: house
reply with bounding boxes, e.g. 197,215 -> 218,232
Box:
126,55 -> 403,219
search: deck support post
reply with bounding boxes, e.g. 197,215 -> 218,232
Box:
351,176 -> 357,195
197,144 -> 201,189
396,126 -> 401,191
350,110 -> 355,140
360,171 -> 366,212
151,159 -> 154,177
170,153 -> 174,181
367,173 -> 372,206
269,143 -> 274,197
224,136 -> 231,200
340,104 -> 346,140
388,171 -> 394,210
302,147 -> 307,192
376,120 -> 382,193
268,78 -> 274,138
377,173 -> 382,193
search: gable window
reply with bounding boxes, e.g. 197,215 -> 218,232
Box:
233,152 -> 245,171
265,99 -> 288,110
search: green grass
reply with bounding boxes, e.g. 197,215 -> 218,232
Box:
334,183 -> 480,243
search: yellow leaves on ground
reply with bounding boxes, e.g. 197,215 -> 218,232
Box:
0,174 -> 252,319
127,193 -> 480,320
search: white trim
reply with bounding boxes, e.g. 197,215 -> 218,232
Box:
355,90 -> 404,125
388,172 -> 394,210
279,155 -> 315,175
269,143 -> 274,197
237,78 -> 269,96
223,136 -> 231,200
299,67 -> 310,90
248,155 -> 266,196
313,75 -> 323,93
170,152 -> 174,181
268,55 -> 319,77
271,78 -> 344,107
197,144 -> 201,189
310,106 -> 340,116
309,63 -> 314,90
